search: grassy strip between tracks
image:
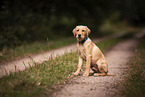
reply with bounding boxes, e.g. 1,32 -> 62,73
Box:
0,36 -> 127,97
121,37 -> 145,97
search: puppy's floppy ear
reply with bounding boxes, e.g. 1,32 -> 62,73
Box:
72,27 -> 77,37
85,26 -> 91,36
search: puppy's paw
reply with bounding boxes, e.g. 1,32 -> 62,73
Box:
73,72 -> 79,76
83,73 -> 89,77
93,73 -> 99,77
94,73 -> 106,77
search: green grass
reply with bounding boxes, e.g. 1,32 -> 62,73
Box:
0,37 -> 123,97
121,38 -> 145,97
0,52 -> 78,97
0,37 -> 76,62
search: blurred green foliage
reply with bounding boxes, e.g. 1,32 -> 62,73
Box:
0,0 -> 145,50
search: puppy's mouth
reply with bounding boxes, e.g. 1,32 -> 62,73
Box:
76,34 -> 86,41
77,37 -> 83,42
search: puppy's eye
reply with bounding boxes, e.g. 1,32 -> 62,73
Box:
77,30 -> 79,31
82,30 -> 85,32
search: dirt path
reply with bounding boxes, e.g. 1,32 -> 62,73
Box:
53,38 -> 138,97
0,34 -> 122,78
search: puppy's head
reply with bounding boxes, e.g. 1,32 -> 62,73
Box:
72,25 -> 91,41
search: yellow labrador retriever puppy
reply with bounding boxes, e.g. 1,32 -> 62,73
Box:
72,25 -> 108,76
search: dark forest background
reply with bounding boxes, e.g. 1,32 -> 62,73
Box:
0,0 -> 145,50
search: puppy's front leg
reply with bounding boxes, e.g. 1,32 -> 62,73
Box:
83,55 -> 91,76
74,56 -> 83,75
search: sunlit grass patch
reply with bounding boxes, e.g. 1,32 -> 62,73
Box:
98,12 -> 142,36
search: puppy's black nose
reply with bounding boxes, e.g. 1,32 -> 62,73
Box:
78,34 -> 81,38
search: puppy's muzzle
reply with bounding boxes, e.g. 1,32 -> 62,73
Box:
78,34 -> 81,38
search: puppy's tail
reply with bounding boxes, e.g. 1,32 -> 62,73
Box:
106,74 -> 116,76
94,73 -> 115,77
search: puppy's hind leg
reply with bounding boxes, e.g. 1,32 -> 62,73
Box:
93,66 -> 107,76
94,60 -> 108,77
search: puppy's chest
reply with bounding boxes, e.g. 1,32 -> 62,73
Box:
78,45 -> 86,60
